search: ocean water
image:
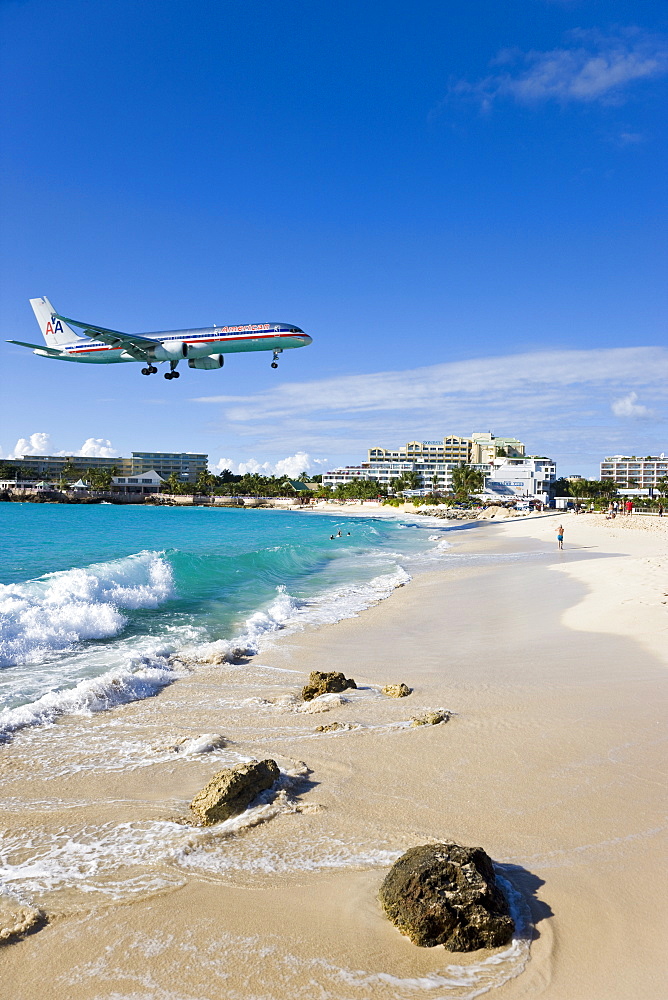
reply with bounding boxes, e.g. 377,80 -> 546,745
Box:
0,503 -> 447,737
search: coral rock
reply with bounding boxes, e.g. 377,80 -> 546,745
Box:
0,897 -> 47,945
410,710 -> 450,726
382,683 -> 412,698
379,843 -> 514,951
190,759 -> 280,825
301,670 -> 357,701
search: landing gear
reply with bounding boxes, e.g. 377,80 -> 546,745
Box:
271,350 -> 280,369
164,361 -> 180,380
141,365 -> 158,376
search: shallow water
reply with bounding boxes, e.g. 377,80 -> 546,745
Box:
0,504 -> 454,734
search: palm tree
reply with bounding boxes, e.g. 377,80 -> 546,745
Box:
451,463 -> 483,499
569,479 -> 590,501
598,479 -> 618,499
392,471 -> 421,494
196,469 -> 216,496
165,472 -> 183,495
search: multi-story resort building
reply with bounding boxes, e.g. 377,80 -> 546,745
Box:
322,432 -> 556,500
600,455 -> 668,491
130,452 -> 207,482
3,451 -> 208,484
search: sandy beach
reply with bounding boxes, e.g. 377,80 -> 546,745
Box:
1,511 -> 666,999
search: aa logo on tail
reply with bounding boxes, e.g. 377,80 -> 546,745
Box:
45,319 -> 64,336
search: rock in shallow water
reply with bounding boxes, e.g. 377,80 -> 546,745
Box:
382,683 -> 412,698
379,843 -> 514,951
301,670 -> 357,701
0,896 -> 47,945
190,759 -> 280,825
410,710 -> 450,726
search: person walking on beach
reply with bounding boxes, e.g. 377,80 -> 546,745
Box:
625,499 -> 633,516
556,524 -> 564,549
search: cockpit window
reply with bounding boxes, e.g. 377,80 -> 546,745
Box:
290,327 -> 303,333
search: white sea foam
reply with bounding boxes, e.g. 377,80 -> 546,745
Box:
0,644 -> 184,741
179,837 -> 401,877
0,551 -> 173,667
242,566 -> 412,646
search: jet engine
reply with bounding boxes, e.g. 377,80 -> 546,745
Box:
154,340 -> 188,361
188,354 -> 224,370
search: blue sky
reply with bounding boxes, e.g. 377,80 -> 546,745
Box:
1,0 -> 666,477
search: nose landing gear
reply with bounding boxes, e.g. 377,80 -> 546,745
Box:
141,365 -> 158,376
164,361 -> 180,380
271,350 -> 281,369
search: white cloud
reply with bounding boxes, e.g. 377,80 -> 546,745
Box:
194,347 -> 668,420
76,438 -> 119,458
611,391 -> 654,419
3,432 -> 52,459
2,433 -> 119,460
447,29 -> 668,109
212,451 -> 327,479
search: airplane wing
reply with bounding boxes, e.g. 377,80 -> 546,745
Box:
7,339 -> 64,356
54,312 -> 156,360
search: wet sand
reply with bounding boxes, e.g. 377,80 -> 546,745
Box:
1,516 -> 666,999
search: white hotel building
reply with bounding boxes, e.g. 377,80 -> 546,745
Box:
600,455 -> 668,491
322,432 -> 557,501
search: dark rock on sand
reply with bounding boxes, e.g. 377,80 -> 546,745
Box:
382,683 -> 412,698
301,670 -> 357,701
379,842 -> 514,951
314,721 -> 354,733
410,710 -> 450,726
0,897 -> 47,945
190,759 -> 280,825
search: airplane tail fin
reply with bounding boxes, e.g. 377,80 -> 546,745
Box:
30,297 -> 82,347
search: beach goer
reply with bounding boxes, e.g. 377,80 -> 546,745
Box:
330,534 -> 335,540
337,530 -> 342,537
556,524 -> 564,549
625,499 -> 633,516
659,505 -> 664,517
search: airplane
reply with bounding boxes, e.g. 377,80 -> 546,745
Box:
7,297 -> 312,380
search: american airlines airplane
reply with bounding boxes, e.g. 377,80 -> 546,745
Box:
8,297 -> 312,379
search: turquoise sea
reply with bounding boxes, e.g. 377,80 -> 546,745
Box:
0,503 -> 452,738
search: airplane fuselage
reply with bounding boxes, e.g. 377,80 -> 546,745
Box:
47,324 -> 311,363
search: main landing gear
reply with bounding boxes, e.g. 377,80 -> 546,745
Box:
270,350 -> 281,369
164,361 -> 180,380
141,365 -> 158,376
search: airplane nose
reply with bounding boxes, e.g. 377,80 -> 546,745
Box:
301,334 -> 312,346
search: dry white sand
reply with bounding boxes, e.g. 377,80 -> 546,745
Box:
1,513 -> 666,999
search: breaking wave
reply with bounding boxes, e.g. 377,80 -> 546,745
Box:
0,551 -> 173,667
